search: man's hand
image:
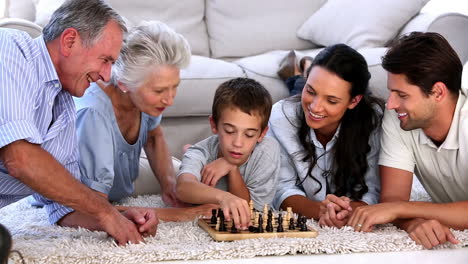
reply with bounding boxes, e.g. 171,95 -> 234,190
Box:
121,208 -> 159,237
318,194 -> 352,228
97,210 -> 144,246
218,192 -> 251,229
347,202 -> 402,232
201,158 -> 236,187
405,218 -> 459,249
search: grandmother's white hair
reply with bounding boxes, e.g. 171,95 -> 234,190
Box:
110,20 -> 191,90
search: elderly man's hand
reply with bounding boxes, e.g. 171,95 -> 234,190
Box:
122,207 -> 159,237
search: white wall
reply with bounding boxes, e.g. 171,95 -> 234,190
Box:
0,0 -> 6,19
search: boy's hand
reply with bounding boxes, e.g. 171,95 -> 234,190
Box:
218,192 -> 251,229
201,158 -> 236,187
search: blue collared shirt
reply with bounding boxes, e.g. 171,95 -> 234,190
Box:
0,29 -> 76,222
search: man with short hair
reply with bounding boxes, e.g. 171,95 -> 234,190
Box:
0,0 -> 158,245
348,32 -> 467,249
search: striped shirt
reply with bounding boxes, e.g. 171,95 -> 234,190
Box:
0,29 -> 76,223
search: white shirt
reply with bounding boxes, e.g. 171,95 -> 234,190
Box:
379,91 -> 468,203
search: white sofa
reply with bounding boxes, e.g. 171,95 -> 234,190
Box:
2,0 -> 468,160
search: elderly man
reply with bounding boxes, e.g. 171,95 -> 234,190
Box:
0,0 -> 157,245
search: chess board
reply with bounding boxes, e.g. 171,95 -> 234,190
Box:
198,217 -> 318,242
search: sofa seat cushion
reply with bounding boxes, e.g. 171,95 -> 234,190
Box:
206,0 -> 326,59
163,55 -> 246,118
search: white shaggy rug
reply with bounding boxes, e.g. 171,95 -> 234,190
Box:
1,191 -> 467,264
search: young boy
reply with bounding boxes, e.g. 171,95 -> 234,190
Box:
176,78 -> 280,229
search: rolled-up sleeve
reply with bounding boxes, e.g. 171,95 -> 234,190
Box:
76,108 -> 115,195
360,126 -> 381,205
272,144 -> 306,210
0,52 -> 42,148
177,143 -> 209,180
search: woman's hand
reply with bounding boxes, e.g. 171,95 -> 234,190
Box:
318,194 -> 352,228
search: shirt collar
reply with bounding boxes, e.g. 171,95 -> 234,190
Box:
309,123 -> 341,149
419,90 -> 466,150
34,36 -> 60,84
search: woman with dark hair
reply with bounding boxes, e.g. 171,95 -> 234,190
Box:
268,44 -> 384,228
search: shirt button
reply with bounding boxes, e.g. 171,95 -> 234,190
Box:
49,101 -> 53,106
54,83 -> 59,88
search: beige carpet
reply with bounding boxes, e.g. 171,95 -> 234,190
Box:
1,193 -> 467,264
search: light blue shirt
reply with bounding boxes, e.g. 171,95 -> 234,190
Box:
0,29 -> 75,222
268,99 -> 381,210
74,84 -> 162,202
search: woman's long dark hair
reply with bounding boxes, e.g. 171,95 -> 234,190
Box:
287,44 -> 384,200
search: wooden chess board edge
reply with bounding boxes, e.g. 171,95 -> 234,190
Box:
198,218 -> 318,242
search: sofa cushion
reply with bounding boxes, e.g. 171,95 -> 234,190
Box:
163,55 -> 246,118
109,0 -> 210,57
297,0 -> 430,49
206,0 -> 326,59
32,0 -> 210,57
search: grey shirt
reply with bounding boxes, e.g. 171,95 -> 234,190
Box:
268,99 -> 381,210
177,135 -> 280,211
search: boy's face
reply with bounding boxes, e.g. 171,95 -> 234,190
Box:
210,107 -> 268,166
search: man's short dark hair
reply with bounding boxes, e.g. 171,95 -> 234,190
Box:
212,78 -> 272,131
382,32 -> 462,97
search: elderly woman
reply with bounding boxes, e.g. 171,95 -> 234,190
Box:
57,21 -> 214,230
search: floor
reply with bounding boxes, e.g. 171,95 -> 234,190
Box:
157,247 -> 468,264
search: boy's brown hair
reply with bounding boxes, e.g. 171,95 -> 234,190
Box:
212,78 -> 272,131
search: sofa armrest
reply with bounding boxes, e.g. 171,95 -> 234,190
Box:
0,18 -> 42,37
398,12 -> 468,64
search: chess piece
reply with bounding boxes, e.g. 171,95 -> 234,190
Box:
297,213 -> 302,228
215,217 -> 220,231
300,216 -> 308,231
263,204 -> 268,216
249,200 -> 254,219
281,212 -> 288,229
277,214 -> 284,232
266,217 -> 274,232
210,209 -> 217,224
257,214 -> 264,233
230,220 -> 239,233
289,217 -> 295,230
219,212 -> 227,232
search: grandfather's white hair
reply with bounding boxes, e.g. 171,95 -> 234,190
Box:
110,20 -> 191,90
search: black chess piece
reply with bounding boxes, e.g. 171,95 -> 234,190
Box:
296,213 -> 302,228
266,217 -> 274,232
210,209 -> 217,224
257,214 -> 264,233
289,217 -> 295,230
300,216 -> 308,231
277,213 -> 284,232
219,212 -> 227,232
230,220 -> 239,233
